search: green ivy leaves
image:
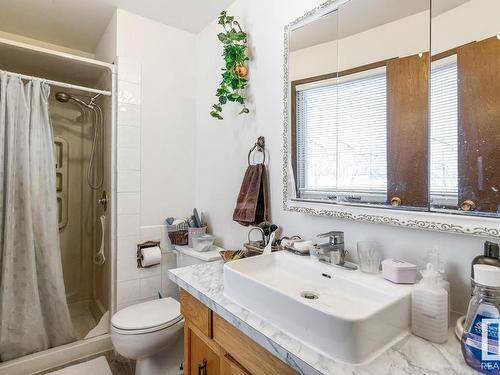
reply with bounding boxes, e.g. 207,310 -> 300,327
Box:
211,11 -> 249,120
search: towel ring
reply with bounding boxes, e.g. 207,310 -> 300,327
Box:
248,136 -> 266,165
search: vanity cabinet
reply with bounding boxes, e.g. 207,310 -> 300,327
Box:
180,289 -> 297,375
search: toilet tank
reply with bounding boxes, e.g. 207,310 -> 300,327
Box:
174,245 -> 222,268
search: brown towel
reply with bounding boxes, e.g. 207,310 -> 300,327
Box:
233,164 -> 269,226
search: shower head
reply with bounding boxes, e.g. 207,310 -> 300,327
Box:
55,92 -> 94,109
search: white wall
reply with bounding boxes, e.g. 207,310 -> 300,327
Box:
94,12 -> 117,63
194,0 -> 492,314
113,10 -> 197,310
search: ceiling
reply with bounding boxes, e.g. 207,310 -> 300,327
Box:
290,0 -> 470,51
0,0 -> 236,54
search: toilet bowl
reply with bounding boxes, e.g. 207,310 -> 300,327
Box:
111,297 -> 184,375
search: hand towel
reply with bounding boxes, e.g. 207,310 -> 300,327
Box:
233,164 -> 269,226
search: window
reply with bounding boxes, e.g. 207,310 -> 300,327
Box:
296,68 -> 387,202
430,56 -> 458,206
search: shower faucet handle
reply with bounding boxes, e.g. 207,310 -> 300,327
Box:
98,190 -> 107,211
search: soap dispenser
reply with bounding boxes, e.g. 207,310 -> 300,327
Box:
427,246 -> 450,317
411,263 -> 448,343
471,241 -> 500,280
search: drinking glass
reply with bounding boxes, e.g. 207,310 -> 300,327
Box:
357,241 -> 381,273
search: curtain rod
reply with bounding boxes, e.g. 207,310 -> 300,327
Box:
1,69 -> 112,96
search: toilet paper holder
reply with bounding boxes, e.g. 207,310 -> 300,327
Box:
137,240 -> 161,268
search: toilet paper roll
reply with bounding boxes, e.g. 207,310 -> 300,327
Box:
140,246 -> 162,267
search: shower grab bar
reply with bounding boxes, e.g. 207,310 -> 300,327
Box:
95,215 -> 106,265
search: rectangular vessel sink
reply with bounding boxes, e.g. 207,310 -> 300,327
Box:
223,251 -> 412,364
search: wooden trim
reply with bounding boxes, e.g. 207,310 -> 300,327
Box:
213,313 -> 298,375
431,41 -> 475,62
179,289 -> 212,338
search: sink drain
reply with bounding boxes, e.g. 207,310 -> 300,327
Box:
300,291 -> 319,300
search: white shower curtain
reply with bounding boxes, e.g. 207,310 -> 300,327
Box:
0,71 -> 74,362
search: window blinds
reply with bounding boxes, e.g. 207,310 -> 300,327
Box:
430,57 -> 458,199
296,69 -> 387,198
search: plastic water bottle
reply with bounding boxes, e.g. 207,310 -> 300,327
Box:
461,264 -> 500,373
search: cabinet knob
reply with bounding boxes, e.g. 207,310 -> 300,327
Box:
390,197 -> 402,207
460,200 -> 476,211
198,359 -> 207,375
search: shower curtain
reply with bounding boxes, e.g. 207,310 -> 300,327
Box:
0,72 -> 74,361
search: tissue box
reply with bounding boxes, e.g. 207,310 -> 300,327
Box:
381,258 -> 417,284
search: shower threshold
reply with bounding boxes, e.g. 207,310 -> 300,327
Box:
0,334 -> 112,375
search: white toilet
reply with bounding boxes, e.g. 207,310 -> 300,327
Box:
111,245 -> 222,374
111,298 -> 184,375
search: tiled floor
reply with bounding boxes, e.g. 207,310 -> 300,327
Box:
36,337 -> 184,375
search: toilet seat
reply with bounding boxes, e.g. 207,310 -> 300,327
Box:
112,297 -> 182,335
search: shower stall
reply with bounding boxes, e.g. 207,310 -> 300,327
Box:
51,90 -> 109,339
0,37 -> 116,373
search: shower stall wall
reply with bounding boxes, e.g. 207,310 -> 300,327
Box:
50,93 -> 109,339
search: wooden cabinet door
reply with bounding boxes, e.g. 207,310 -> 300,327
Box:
220,353 -> 250,375
185,323 -> 220,375
386,53 -> 429,208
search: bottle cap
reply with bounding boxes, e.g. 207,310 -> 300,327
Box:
474,264 -> 500,287
484,241 -> 499,258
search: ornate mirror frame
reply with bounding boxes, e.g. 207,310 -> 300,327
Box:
282,0 -> 500,239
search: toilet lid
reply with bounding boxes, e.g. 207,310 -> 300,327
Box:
112,298 -> 181,331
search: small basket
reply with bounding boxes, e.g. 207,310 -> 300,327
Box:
168,230 -> 188,246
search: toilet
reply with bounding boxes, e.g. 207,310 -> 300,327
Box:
111,245 -> 222,374
111,298 -> 184,375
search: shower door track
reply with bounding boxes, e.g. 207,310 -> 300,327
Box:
1,69 -> 112,96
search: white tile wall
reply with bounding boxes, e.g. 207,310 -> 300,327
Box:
117,193 -> 140,215
117,170 -> 140,192
117,147 -> 140,171
117,104 -> 140,127
117,81 -> 141,105
115,58 -> 184,310
116,58 -> 150,309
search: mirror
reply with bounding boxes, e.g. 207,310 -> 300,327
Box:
430,0 -> 500,216
289,0 -> 431,209
286,0 -> 500,218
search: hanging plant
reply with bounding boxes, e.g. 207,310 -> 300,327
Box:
210,11 -> 249,120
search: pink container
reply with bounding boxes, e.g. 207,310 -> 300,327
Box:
188,226 -> 207,247
381,258 -> 417,284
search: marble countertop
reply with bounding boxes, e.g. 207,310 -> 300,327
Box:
168,260 -> 478,375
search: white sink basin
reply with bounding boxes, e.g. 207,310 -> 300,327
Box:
223,251 -> 412,364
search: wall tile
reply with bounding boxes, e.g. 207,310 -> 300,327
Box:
117,279 -> 141,305
117,235 -> 140,256
118,147 -> 140,171
117,126 -> 140,149
117,249 -> 141,281
118,103 -> 140,128
140,275 -> 162,299
140,225 -> 165,241
117,170 -> 140,192
118,80 -> 141,105
118,59 -> 141,84
117,193 -> 141,215
117,214 -> 140,237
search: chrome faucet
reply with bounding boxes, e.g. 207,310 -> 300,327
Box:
317,231 -> 357,270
